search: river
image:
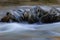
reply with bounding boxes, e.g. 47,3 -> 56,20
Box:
0,5 -> 60,40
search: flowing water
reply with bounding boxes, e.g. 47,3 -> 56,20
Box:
0,5 -> 60,40
0,22 -> 60,40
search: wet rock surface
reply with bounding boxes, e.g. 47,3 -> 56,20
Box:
0,6 -> 60,24
0,6 -> 60,40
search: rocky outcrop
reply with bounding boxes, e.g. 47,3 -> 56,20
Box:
1,6 -> 60,24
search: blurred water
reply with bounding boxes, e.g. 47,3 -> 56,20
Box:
0,22 -> 60,40
0,5 -> 60,40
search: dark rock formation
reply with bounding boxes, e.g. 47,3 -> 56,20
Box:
0,12 -> 11,22
40,13 -> 60,23
22,11 -> 29,21
1,12 -> 19,22
28,14 -> 39,24
1,6 -> 60,24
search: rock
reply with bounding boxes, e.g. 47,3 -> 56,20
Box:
0,12 -> 11,22
19,15 -> 24,22
40,13 -> 60,23
10,15 -> 19,22
55,16 -> 60,22
28,14 -> 39,24
32,6 -> 48,19
1,12 -> 19,22
23,11 -> 29,21
40,14 -> 53,23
